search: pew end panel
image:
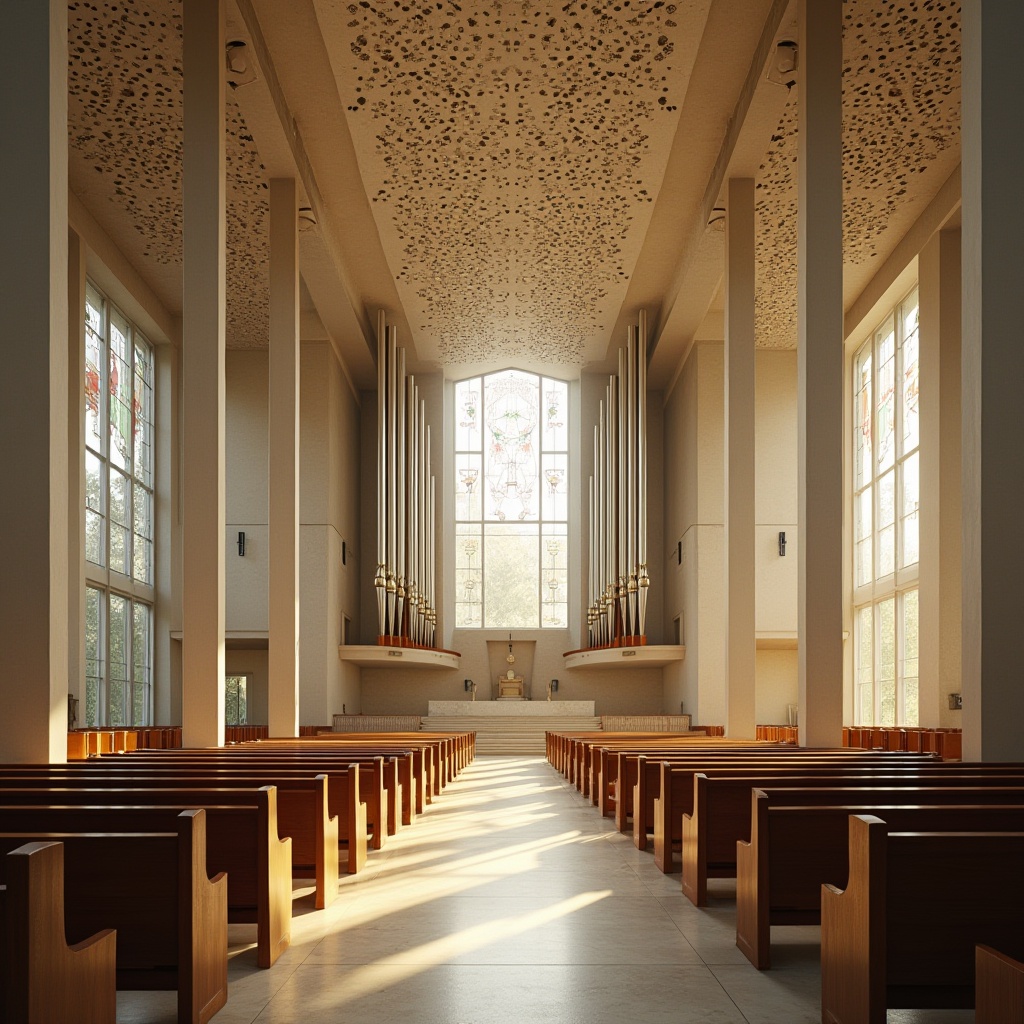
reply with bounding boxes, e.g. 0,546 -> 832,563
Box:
820,814 -> 888,1024
976,945 -> 1024,1024
1,841 -> 117,1024
177,810 -> 229,1024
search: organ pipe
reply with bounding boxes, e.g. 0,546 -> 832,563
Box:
373,313 -> 439,648
584,313 -> 650,648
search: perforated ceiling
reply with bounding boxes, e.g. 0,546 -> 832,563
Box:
754,0 -> 961,348
315,0 -> 703,369
67,0 -> 270,348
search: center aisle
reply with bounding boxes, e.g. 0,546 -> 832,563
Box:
126,755 -> 824,1023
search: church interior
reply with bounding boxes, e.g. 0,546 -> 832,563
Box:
3,0 -> 1024,1021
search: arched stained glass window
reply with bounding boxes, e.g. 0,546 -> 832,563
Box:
454,370 -> 569,628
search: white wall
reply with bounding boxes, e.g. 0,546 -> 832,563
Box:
224,342 -> 361,726
662,343 -> 800,730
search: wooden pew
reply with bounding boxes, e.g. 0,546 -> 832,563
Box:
0,841 -> 117,1024
735,794 -> 1024,968
656,762 -> 1024,878
0,812 -> 227,1024
976,945 -> 1024,1024
0,785 -> 290,970
820,814 -> 1024,1023
31,761 -> 361,884
93,750 -> 392,851
622,750 -> 935,846
679,769 -> 1024,898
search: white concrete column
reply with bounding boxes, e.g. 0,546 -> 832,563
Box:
0,0 -> 69,763
181,0 -> 226,748
268,178 -> 301,738
961,3 -> 1024,762
797,0 -> 844,747
725,177 -> 757,739
918,229 -> 961,730
68,228 -> 88,723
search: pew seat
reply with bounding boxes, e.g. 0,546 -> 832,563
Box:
976,944 -> 1024,1024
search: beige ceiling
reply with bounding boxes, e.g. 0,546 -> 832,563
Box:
66,0 -> 961,389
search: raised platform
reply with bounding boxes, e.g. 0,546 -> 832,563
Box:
423,700 -> 599,755
338,645 -> 460,670
427,700 -> 596,717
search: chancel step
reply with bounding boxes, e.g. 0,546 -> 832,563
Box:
421,715 -> 601,755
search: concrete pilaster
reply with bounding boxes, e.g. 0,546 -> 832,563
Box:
725,177 -> 757,739
0,0 -> 70,762
961,2 -> 1024,761
181,0 -> 226,747
797,0 -> 844,747
268,178 -> 301,737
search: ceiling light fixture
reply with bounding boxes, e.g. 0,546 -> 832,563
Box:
225,40 -> 258,89
298,206 -> 318,232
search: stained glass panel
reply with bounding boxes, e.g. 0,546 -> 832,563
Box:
109,309 -> 132,472
901,294 -> 920,458
854,346 -> 872,492
900,451 -> 919,569
134,337 -> 154,489
483,371 -> 539,523
455,369 -> 568,628
85,286 -> 104,453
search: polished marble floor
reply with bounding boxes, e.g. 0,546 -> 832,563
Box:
118,755 -> 974,1023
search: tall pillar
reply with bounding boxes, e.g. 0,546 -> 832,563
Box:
961,3 -> 1024,761
918,229 -> 961,730
797,0 -> 844,747
68,229 -> 88,723
0,1 -> 69,762
181,0 -> 226,748
725,177 -> 757,739
268,178 -> 300,737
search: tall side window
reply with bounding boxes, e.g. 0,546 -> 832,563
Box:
454,370 -> 569,628
852,288 -> 920,726
84,283 -> 154,726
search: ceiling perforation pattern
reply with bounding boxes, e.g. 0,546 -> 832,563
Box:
321,0 -> 700,369
67,0 -> 271,348
754,0 -> 960,349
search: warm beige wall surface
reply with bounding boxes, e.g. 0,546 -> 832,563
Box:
662,344 -> 800,729
226,351 -> 269,631
224,343 -> 362,725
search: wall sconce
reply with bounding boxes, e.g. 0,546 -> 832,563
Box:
464,679 -> 473,692
778,531 -> 787,557
550,679 -> 559,693
237,531 -> 246,556
948,692 -> 963,710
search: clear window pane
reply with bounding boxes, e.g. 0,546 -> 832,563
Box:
854,487 -> 873,588
108,594 -> 130,728
133,486 -> 153,584
901,589 -> 919,727
85,587 -> 103,727
878,598 -> 896,727
483,524 -> 539,628
877,470 -> 895,578
455,525 -> 482,628
132,603 -> 151,726
900,451 -> 920,568
109,469 -> 131,576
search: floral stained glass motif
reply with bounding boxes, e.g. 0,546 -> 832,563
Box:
454,370 -> 569,628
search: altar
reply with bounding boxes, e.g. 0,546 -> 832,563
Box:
497,674 -> 525,700
427,700 -> 596,717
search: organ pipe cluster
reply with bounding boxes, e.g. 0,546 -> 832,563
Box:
374,311 -> 437,648
587,311 -> 649,648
